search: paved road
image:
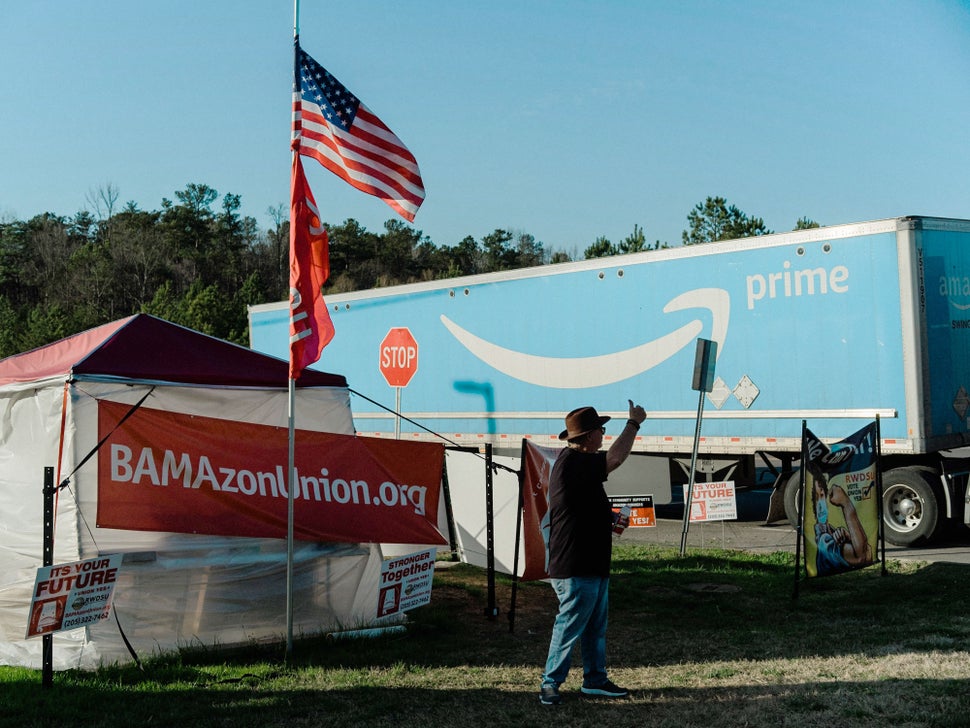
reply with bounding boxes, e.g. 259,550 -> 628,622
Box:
624,488 -> 970,565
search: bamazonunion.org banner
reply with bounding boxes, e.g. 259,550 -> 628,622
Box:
96,401 -> 446,545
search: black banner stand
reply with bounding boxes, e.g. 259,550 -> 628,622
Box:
793,415 -> 886,600
483,444 -> 499,619
508,439 -> 528,634
42,466 -> 54,689
792,422 -> 807,599
875,415 -> 887,577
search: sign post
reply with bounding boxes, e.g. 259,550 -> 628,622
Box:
680,339 -> 717,556
379,328 -> 419,439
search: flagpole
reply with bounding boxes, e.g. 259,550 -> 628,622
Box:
285,0 -> 300,664
286,379 -> 296,661
285,0 -> 416,657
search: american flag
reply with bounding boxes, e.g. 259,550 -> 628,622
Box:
293,44 -> 425,222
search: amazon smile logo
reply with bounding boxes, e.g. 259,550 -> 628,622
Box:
440,288 -> 730,389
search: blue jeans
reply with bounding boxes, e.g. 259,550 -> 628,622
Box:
541,576 -> 610,688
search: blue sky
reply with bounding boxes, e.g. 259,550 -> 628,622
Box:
2,1 -> 969,256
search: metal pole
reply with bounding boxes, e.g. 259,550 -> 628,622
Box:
679,390 -> 706,556
285,378 -> 296,661
508,439 -> 526,633
681,338 -> 716,556
286,0 -> 300,662
42,466 -> 54,689
484,444 -> 498,618
394,388 -> 402,439
875,415 -> 887,577
792,420 -> 806,599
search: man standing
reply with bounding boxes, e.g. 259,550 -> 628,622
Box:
539,400 -> 647,706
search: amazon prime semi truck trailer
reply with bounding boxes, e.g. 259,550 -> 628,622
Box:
249,215 -> 970,546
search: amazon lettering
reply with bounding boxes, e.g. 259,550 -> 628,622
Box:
746,261 -> 849,310
940,275 -> 970,299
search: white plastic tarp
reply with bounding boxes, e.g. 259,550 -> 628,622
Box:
444,450 -> 524,576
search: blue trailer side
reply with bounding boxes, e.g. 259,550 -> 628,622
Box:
250,215 -> 970,545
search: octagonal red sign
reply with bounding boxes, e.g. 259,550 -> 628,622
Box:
379,327 -> 418,387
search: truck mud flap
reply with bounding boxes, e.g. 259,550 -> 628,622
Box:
764,487 -> 788,524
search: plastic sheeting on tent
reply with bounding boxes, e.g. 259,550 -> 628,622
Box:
0,314 -> 417,669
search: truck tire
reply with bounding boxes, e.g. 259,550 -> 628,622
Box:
782,471 -> 803,527
882,466 -> 942,546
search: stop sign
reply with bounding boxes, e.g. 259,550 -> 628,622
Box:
379,327 -> 418,387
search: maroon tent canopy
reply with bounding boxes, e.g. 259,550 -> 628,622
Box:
0,314 -> 347,388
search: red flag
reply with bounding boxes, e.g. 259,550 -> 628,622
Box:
293,43 -> 424,222
289,154 -> 335,379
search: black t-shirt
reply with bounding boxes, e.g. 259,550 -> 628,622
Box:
546,448 -> 613,578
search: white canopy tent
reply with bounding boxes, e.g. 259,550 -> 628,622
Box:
0,315 -> 404,669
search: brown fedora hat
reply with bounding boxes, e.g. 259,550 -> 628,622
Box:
559,406 -> 611,441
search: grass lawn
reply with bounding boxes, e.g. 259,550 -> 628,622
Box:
3,543 -> 970,727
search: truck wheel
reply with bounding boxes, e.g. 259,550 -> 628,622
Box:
882,467 -> 941,546
782,471 -> 803,527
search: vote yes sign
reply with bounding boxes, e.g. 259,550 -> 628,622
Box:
380,327 -> 418,387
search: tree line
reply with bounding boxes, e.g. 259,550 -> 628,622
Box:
0,185 -> 817,358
